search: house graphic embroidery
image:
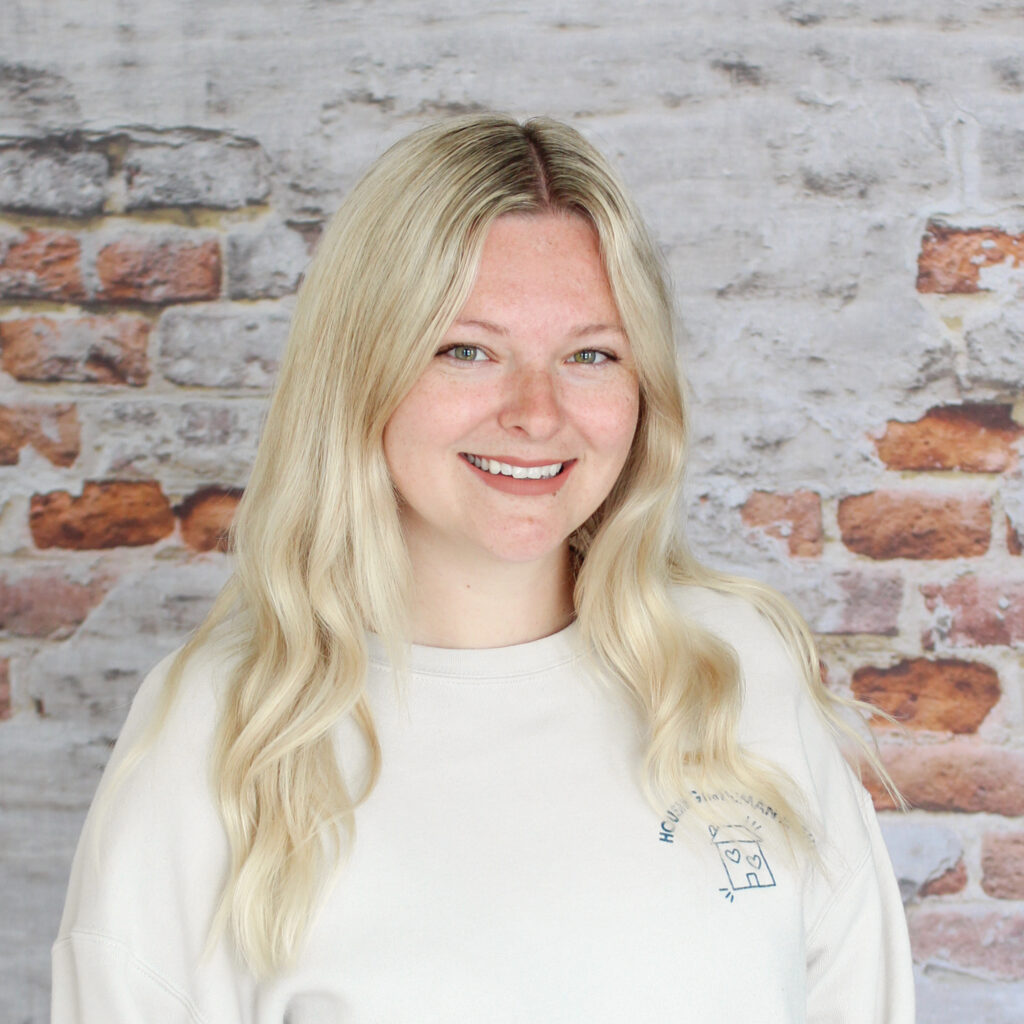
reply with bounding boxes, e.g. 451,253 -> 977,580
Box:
709,824 -> 776,891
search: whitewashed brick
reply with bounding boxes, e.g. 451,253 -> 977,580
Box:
981,124 -> 1024,208
916,969 -> 1024,1024
227,217 -> 308,299
122,129 -> 270,210
24,561 -> 230,732
0,138 -> 107,215
89,398 -> 264,487
965,304 -> 1024,393
157,302 -> 290,388
0,61 -> 80,133
881,821 -> 964,903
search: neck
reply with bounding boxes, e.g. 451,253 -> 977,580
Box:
403,540 -> 576,649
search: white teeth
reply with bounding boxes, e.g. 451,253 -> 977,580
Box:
465,454 -> 563,479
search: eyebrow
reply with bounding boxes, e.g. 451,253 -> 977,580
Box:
451,318 -> 626,339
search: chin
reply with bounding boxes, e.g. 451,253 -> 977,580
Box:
480,531 -> 572,567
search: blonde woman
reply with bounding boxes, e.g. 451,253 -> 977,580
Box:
53,114 -> 914,1022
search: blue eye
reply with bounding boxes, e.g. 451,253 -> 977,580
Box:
570,349 -> 609,365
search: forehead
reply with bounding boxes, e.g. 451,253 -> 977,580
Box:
459,212 -> 621,328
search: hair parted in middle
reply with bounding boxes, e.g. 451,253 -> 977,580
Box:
137,113 -> 890,975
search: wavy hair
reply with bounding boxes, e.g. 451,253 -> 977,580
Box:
131,114 -> 895,975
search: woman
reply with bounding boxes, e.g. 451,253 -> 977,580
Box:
53,114 -> 914,1022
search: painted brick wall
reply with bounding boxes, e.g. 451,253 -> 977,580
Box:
1,2 -> 1022,1020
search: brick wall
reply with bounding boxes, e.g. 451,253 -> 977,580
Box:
2,2 -> 1023,1020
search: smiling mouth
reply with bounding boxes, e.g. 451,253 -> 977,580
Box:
461,453 -> 566,479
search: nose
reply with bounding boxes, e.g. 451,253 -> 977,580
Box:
497,367 -> 564,439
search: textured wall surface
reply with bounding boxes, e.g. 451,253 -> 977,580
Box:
2,1 -> 1023,1020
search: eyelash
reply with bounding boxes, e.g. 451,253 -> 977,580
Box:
437,345 -> 616,365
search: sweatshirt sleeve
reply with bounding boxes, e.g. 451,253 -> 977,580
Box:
51,644 -> 240,1024
805,785 -> 916,1024
52,931 -> 205,1024
673,584 -> 916,1022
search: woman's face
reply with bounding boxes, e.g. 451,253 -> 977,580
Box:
383,212 -> 640,575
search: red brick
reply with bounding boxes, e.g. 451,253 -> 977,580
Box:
866,744 -> 1024,815
838,491 -> 990,560
917,223 -> 1024,294
851,658 -> 999,733
922,576 -> 1024,647
0,570 -> 111,638
176,486 -> 242,552
30,481 -> 175,549
874,404 -> 1022,473
981,833 -> 1024,899
0,404 -> 79,467
910,908 -> 1024,980
920,860 -> 967,897
740,490 -> 823,557
96,236 -> 221,303
0,659 -> 9,720
0,228 -> 85,301
0,315 -> 150,385
1009,516 -> 1022,556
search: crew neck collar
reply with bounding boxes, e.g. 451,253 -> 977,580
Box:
367,619 -> 582,679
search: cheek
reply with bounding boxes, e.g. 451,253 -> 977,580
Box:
578,384 -> 640,457
382,378 -> 478,485
382,392 -> 429,491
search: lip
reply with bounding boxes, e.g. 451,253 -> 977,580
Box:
460,453 -> 576,496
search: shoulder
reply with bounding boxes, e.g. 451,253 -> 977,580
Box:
672,582 -> 876,841
117,630 -> 243,749
670,582 -> 805,703
102,629 -> 245,844
57,632 -> 244,952
671,580 -> 826,746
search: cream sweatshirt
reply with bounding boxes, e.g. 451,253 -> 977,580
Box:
53,585 -> 915,1022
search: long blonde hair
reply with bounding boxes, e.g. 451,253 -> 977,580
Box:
138,114 -> 892,975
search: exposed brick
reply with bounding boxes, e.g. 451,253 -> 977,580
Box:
910,908 -> 1024,980
922,576 -> 1024,647
122,131 -> 270,210
0,315 -> 149,385
838,491 -> 991,560
30,481 -> 175,549
920,860 -> 967,897
851,658 -> 1000,733
866,744 -> 1024,816
0,658 -> 8,720
157,303 -> 288,388
96,235 -> 221,304
916,223 -> 1024,294
875,404 -> 1022,473
0,404 -> 79,466
176,486 -> 242,552
981,833 -> 1024,899
0,227 -> 85,301
1009,515 -> 1023,556
0,570 -> 110,638
0,136 -> 108,216
740,490 -> 823,556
